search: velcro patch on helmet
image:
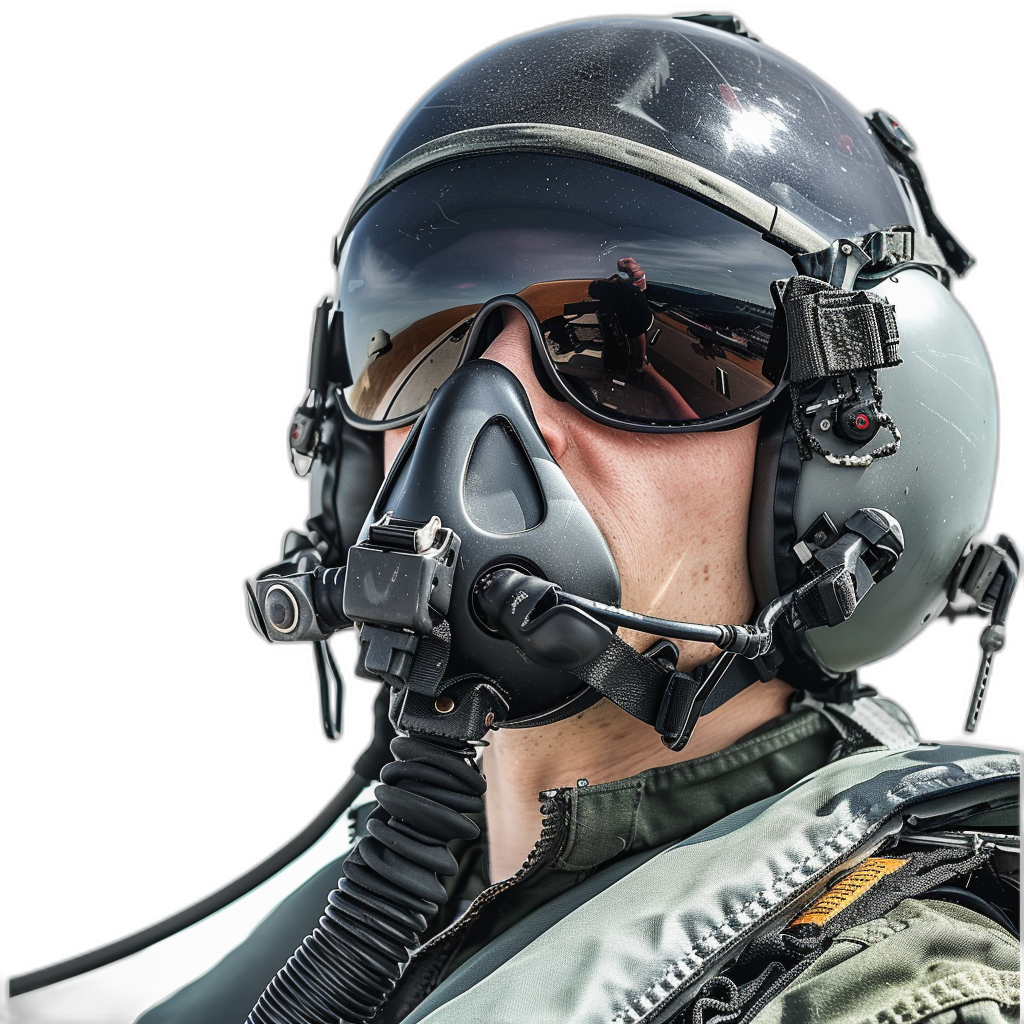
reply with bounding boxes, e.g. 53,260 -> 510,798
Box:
773,275 -> 901,384
773,275 -> 903,467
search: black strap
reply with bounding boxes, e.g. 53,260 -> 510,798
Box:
571,636 -> 769,750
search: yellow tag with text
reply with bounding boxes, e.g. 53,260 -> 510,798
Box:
789,857 -> 907,929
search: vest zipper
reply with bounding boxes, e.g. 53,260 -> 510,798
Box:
415,787 -> 570,957
382,788 -> 572,1020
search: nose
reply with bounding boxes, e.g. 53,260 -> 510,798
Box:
479,307 -> 571,462
385,306 -> 572,474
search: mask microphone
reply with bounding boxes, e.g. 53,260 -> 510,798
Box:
474,561 -> 853,669
476,507 -> 903,665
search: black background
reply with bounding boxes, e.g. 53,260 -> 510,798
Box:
6,6 -> 1015,983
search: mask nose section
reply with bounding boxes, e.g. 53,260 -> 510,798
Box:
362,359 -> 620,723
462,413 -> 544,534
378,356 -> 549,538
373,360 -> 612,580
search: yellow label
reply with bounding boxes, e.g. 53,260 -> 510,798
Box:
789,857 -> 907,928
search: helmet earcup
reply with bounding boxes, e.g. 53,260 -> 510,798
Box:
751,268 -> 997,680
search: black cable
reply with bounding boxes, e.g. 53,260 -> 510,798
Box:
558,591 -> 731,646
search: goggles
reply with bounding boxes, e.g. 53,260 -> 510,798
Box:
333,154 -> 799,433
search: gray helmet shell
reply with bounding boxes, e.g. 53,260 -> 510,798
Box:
750,268 -> 997,680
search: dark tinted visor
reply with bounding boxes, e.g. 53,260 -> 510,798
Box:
336,154 -> 798,429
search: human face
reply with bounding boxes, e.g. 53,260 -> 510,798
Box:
384,308 -> 760,671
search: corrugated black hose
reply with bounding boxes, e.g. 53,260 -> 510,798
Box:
246,733 -> 486,1024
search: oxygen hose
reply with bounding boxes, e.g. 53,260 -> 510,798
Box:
246,733 -> 486,1024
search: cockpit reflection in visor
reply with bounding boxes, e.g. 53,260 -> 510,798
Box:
336,154 -> 796,430
540,256 -> 698,421
532,255 -> 776,423
346,248 -> 780,429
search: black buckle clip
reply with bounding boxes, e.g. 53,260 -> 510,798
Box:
656,655 -> 736,752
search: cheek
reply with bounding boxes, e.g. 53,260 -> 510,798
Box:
566,426 -> 755,524
560,424 -> 759,600
383,425 -> 413,473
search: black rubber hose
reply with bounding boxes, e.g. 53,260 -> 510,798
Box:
246,734 -> 486,1024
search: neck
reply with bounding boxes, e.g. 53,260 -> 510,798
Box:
480,679 -> 794,882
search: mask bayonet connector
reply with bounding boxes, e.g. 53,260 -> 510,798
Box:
792,507 -> 905,625
356,625 -> 421,689
344,514 -> 461,634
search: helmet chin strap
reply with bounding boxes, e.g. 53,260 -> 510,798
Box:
472,506 -> 902,749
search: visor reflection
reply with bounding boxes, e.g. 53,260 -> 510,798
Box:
348,306 -> 477,422
337,154 -> 793,428
346,262 -> 776,426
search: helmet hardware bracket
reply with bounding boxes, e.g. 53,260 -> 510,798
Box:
774,266 -> 903,468
289,297 -> 349,476
868,111 -> 974,277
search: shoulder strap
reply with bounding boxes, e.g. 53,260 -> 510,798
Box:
796,691 -> 919,751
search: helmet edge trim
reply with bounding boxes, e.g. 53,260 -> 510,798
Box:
337,122 -> 829,256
